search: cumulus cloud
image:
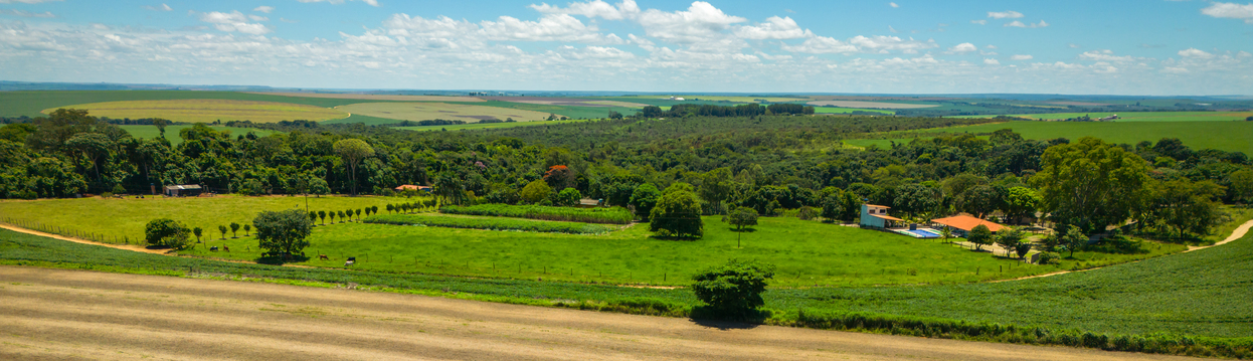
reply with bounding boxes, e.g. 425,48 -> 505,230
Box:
1079,49 -> 1135,62
141,3 -> 171,11
1006,20 -> 1048,28
947,42 -> 977,53
1200,2 -> 1253,24
971,20 -> 987,25
1178,48 -> 1213,58
0,9 -> 54,17
634,1 -> 746,45
984,58 -> 999,65
296,0 -> 379,7
479,14 -> 619,43
734,16 -> 809,39
1010,54 -> 1033,60
531,0 -> 640,20
987,10 -> 1024,19
253,6 -> 274,13
889,2 -> 899,8
199,11 -> 272,35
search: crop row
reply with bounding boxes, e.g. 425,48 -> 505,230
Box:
363,214 -> 617,234
439,204 -> 634,224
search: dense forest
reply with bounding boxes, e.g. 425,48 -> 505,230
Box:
2,108 -> 1250,240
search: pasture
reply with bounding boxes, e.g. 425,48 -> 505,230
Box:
42,99 -> 349,123
807,100 -> 939,109
616,95 -> 809,103
334,102 -> 558,123
119,125 -> 282,146
0,195 -> 400,245
180,214 -> 1183,288
249,92 -> 485,102
814,107 -> 894,115
853,121 -> 1253,155
0,90 -> 379,118
953,111 -> 1253,122
394,117 -> 597,131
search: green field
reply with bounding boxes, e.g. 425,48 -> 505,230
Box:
119,125 -> 282,146
0,90 -> 378,118
616,95 -> 809,103
953,111 -> 1253,122
45,99 -> 349,123
335,102 -> 558,124
0,195 -> 401,244
395,117 -> 600,131
854,121 -> 1253,155
814,107 -> 894,115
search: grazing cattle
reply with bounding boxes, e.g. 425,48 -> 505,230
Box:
210,246 -> 218,252
346,257 -> 356,266
223,246 -> 230,252
319,254 -> 329,260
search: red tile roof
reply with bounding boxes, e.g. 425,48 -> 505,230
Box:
871,214 -> 903,222
931,215 -> 1005,232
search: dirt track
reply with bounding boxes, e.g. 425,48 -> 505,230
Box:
0,267 -> 1193,360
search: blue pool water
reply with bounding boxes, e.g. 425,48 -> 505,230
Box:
907,229 -> 940,238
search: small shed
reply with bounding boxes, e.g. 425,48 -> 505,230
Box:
163,184 -> 203,197
859,204 -> 902,230
576,199 -> 603,209
395,185 -> 432,193
930,215 -> 1006,237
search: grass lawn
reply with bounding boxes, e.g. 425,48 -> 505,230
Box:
180,215 -> 1184,287
850,121 -> 1253,155
0,195 -> 408,245
952,111 -> 1253,122
42,99 -> 348,123
119,125 -> 282,146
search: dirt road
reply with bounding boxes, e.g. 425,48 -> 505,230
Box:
0,267 -> 1192,361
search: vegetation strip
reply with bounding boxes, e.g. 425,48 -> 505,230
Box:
439,204 -> 634,225
364,214 -> 617,234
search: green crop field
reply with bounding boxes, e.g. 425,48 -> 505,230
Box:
172,214 -> 1184,287
119,125 -> 282,146
0,90 -> 387,118
616,95 -> 809,103
395,117 -> 600,131
814,107 -> 894,115
0,195 -> 403,244
333,102 -> 558,124
44,99 -> 349,123
853,121 -> 1253,155
462,100 -> 639,120
364,214 -> 618,234
953,111 -> 1253,122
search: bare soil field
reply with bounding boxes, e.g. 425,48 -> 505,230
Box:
250,92 -> 485,102
482,96 -> 649,108
807,100 -> 940,109
0,267 -> 1193,361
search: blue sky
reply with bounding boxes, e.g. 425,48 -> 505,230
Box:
1,0 -> 1251,94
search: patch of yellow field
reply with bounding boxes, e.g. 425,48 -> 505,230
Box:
621,95 -> 808,103
248,92 -> 485,102
337,102 -> 559,122
43,99 -> 349,123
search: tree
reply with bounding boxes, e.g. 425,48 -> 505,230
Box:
555,187 -> 582,206
333,139 -> 375,196
386,204 -> 394,214
318,210 -> 326,225
355,208 -> 362,221
193,226 -> 202,243
329,211 -> 337,223
243,224 -> 251,236
65,132 -> 112,184
434,172 -> 466,205
996,228 -> 1024,258
543,165 -> 576,191
1062,225 -> 1087,258
608,110 -> 623,119
727,207 -> 758,248
968,225 -> 993,251
1229,169 -> 1253,206
152,118 -> 169,138
1149,179 -> 1226,240
1015,242 -> 1033,259
308,177 -> 330,197
939,226 -> 954,244
893,184 -> 941,219
1002,187 -> 1042,224
253,209 -> 313,260
218,225 -> 227,240
230,222 -> 240,238
649,182 -> 704,238
371,205 -> 379,216
111,184 -> 126,195
144,218 -> 191,250
629,183 -> 661,221
339,210 -> 347,222
309,211 -> 317,225
520,179 -> 553,204
691,259 -> 775,318
1033,137 -> 1151,234
699,168 -> 733,214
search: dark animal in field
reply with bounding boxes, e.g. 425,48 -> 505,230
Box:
210,246 -> 218,252
319,254 -> 329,260
346,257 -> 356,266
223,246 -> 230,252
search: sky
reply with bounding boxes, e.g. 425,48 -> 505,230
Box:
1,0 -> 1252,95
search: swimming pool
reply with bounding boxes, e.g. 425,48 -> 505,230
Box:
906,229 -> 940,238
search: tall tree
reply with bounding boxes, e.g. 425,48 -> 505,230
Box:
333,139 -> 374,196
649,182 -> 704,238
727,206 -> 758,248
1149,179 -> 1226,240
629,183 -> 661,221
1033,137 -> 1152,234
254,209 -> 313,260
967,225 -> 993,251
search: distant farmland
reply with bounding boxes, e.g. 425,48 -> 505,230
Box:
334,102 -> 561,124
43,99 -> 348,123
953,111 -> 1253,122
848,120 -> 1253,155
119,125 -> 281,146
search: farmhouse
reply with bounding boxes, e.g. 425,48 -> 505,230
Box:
930,215 -> 1006,237
394,185 -> 432,192
163,184 -> 203,197
859,204 -> 902,230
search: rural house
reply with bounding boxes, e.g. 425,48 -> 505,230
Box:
394,185 -> 432,192
930,215 -> 1006,237
163,184 -> 203,197
859,204 -> 903,230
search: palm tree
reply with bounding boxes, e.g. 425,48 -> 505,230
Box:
940,227 -> 954,244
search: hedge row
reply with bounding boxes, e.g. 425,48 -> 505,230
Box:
439,204 -> 634,224
363,214 -> 617,234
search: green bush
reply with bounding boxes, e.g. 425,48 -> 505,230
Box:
440,204 -> 633,224
364,214 -> 615,234
691,259 -> 774,319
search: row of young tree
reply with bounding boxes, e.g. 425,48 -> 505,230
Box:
639,103 -> 815,118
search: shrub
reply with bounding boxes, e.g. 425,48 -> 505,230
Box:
144,218 -> 191,250
1037,252 -> 1059,265
365,214 -> 615,234
254,209 -> 312,259
797,206 -> 817,220
111,184 -> 126,195
691,259 -> 774,319
650,183 -> 703,238
555,188 -> 582,207
440,204 -> 633,224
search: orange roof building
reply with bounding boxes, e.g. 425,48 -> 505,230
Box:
394,185 -> 432,192
930,215 -> 1006,236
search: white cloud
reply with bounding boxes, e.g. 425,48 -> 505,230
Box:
0,9 -> 54,17
1069,43 -> 1080,48
296,0 -> 379,7
889,2 -> 899,8
1006,20 -> 1048,28
531,0 -> 640,20
888,25 -> 898,33
1178,48 -> 1213,58
948,42 -> 977,53
634,1 -> 746,45
1161,66 -> 1189,74
248,15 -> 269,22
734,16 -> 809,39
986,45 -> 997,49
480,14 -> 618,43
1079,49 -> 1135,62
199,11 -> 272,35
253,6 -> 275,14
781,36 -> 858,54
987,10 -> 1024,19
1010,54 -> 1033,60
141,3 -> 172,11
1200,2 -> 1253,24
984,58 -> 999,65
970,20 -> 987,25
